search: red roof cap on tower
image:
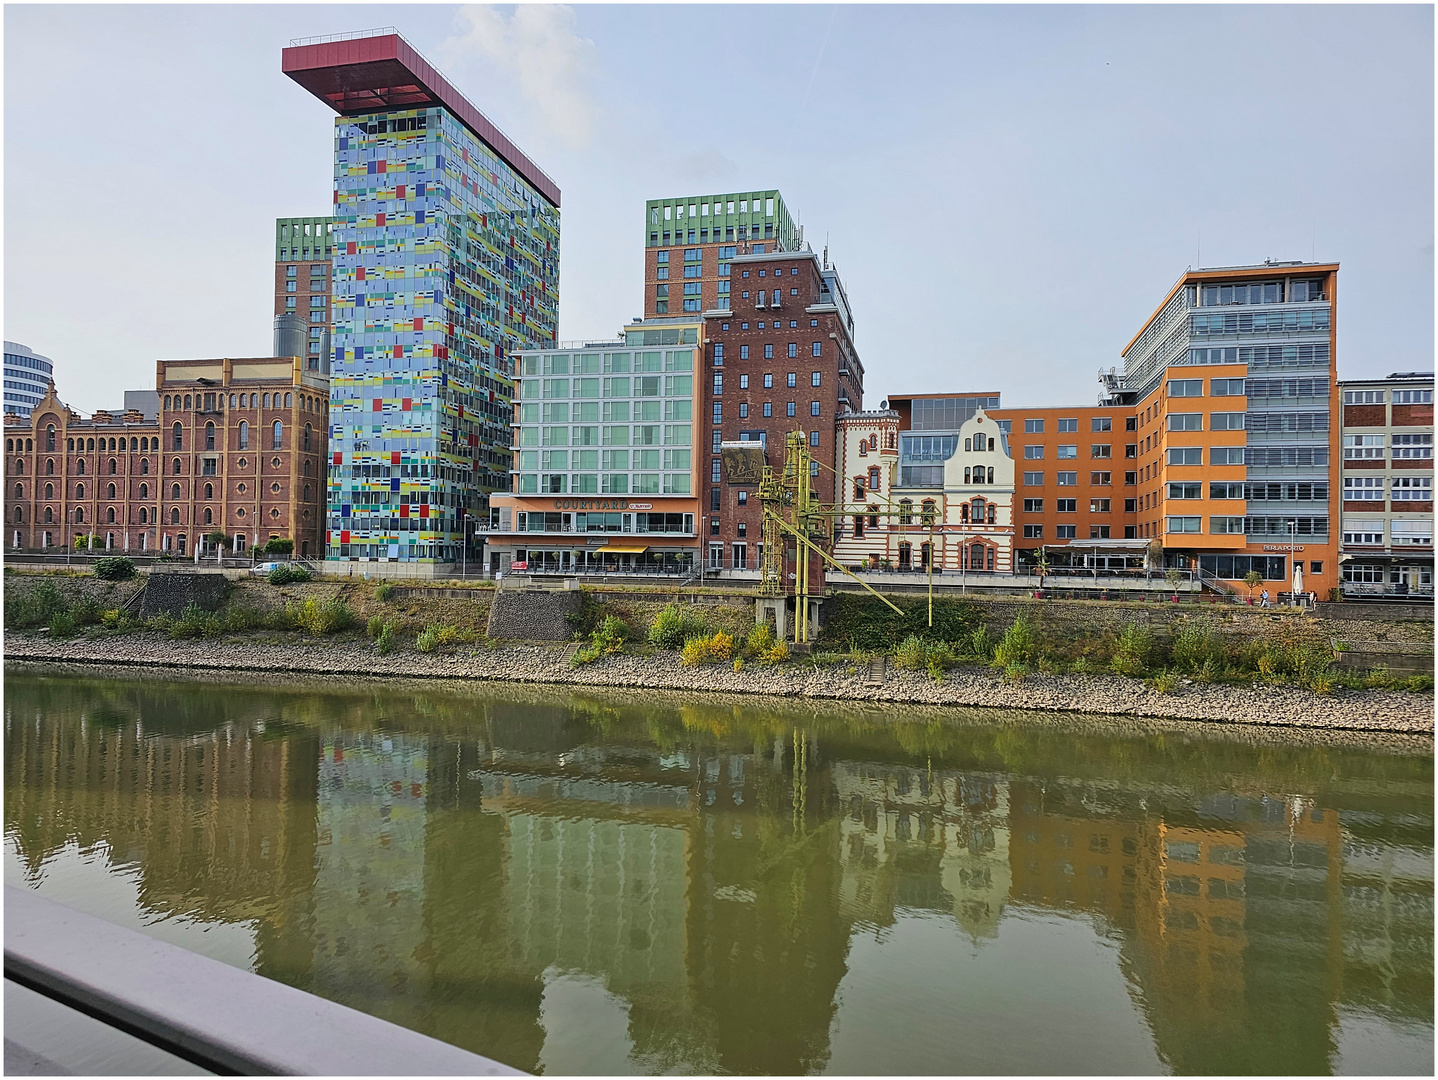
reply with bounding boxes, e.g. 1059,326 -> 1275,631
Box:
282,28 -> 560,207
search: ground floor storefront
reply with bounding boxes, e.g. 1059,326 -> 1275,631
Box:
1340,552 -> 1434,599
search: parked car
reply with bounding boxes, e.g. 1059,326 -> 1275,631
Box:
250,562 -> 285,575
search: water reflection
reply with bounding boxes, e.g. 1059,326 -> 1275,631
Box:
5,670 -> 1432,1075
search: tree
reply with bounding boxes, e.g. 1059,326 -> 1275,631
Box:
264,538 -> 294,556
205,530 -> 230,550
1243,569 -> 1263,601
1165,567 -> 1184,597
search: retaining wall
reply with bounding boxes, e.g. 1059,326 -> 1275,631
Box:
486,588 -> 583,640
138,573 -> 230,619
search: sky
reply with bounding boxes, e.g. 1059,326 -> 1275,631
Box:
5,4 -> 1433,415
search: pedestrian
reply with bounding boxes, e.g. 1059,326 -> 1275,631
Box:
1260,589 -> 1270,608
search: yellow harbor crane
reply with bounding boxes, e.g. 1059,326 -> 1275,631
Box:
724,429 -> 947,645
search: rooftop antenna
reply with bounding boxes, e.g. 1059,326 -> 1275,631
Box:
823,234 -> 829,269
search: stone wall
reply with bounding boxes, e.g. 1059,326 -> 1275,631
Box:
138,573 -> 230,619
486,588 -> 583,641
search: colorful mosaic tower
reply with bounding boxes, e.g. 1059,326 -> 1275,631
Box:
284,30 -> 560,569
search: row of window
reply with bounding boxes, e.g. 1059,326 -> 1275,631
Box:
1020,471 -> 1122,486
1342,476 -> 1433,500
520,375 -> 692,399
12,505 -> 287,527
1343,433 -> 1433,458
1022,525 -> 1121,539
518,351 -> 693,377
1165,516 -> 1329,536
1343,388 -> 1433,405
518,449 -> 688,470
162,391 -> 319,413
1166,378 -> 1248,397
1023,443 -> 1127,459
515,424 -> 691,448
16,478 -> 301,503
652,198 -> 775,222
714,371 -> 821,390
713,402 -> 822,420
1191,308 -> 1330,335
1342,521 -> 1433,546
713,343 -> 825,362
1023,417 -> 1116,433
520,401 -> 692,425
516,473 -> 692,495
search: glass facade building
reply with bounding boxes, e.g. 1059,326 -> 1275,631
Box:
284,31 -> 560,568
4,341 -> 53,418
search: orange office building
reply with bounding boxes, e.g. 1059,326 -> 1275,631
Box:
1006,262 -> 1339,593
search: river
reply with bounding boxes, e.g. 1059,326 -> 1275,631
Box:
4,667 -> 1432,1075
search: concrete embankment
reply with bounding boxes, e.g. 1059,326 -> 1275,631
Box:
5,633 -> 1432,736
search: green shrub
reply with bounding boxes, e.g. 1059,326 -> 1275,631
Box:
680,636 -> 710,667
967,626 -> 995,662
760,641 -> 790,666
1171,624 -> 1224,673
263,538 -> 295,555
1002,662 -> 1028,683
6,578 -> 69,629
224,606 -> 262,633
1402,674 -> 1434,692
416,627 -> 440,653
818,593 -> 982,651
49,611 -> 77,638
1310,671 -> 1336,695
1110,622 -> 1152,677
169,601 -> 223,639
376,622 -> 396,655
648,605 -> 707,649
1150,671 -> 1179,694
571,641 -> 602,666
895,634 -> 927,671
71,596 -> 104,626
593,615 -> 631,653
289,598 -> 355,635
93,557 -> 137,581
1070,655 -> 1097,676
1363,667 -> 1397,690
367,614 -> 386,639
374,582 -> 396,602
268,564 -> 312,585
927,642 -> 956,682
992,615 -> 1037,669
732,657 -> 744,673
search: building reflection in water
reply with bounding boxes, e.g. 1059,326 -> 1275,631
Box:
4,674 -> 1433,1075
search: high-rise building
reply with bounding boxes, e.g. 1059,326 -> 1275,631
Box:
283,29 -> 561,573
701,249 -> 863,574
486,319 -> 703,575
4,341 -> 54,418
1091,262 -> 1340,593
1336,371 -> 1433,599
274,217 -> 336,372
644,192 -> 796,319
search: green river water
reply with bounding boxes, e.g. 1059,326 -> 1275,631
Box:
4,667 -> 1432,1075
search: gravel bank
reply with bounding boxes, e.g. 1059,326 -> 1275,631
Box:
6,632 -> 1432,735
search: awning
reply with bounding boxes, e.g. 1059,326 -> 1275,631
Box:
592,544 -> 649,554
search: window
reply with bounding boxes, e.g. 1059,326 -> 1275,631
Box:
712,403 -> 722,422
1057,472 -> 1077,486
1209,516 -> 1245,534
1167,379 -> 1203,397
1343,521 -> 1384,545
1210,412 -> 1245,430
810,431 -> 821,447
1024,419 -> 1044,433
1023,471 -> 1044,486
811,342 -> 822,357
763,403 -> 772,417
1168,413 -> 1202,431
1392,520 -> 1433,544
786,373 -> 797,388
1167,482 -> 1202,500
1091,417 -> 1111,432
1167,447 -> 1202,466
1391,476 -> 1432,501
713,374 -> 723,395
1394,388 -> 1434,404
1024,445 -> 1044,459
1056,525 -> 1077,539
1089,526 -> 1111,539
1166,516 -> 1202,533
1023,524 -> 1044,538
1211,378 -> 1245,396
272,421 -> 283,449
1023,499 -> 1044,512
1090,444 -> 1111,458
712,460 -> 722,483
739,403 -> 748,418
172,422 -> 183,450
1090,471 -> 1112,486
1210,446 -> 1245,465
1090,499 -> 1111,513
810,402 -> 820,417
1057,418 -> 1077,433
1343,434 -> 1385,459
786,402 -> 796,417
1057,445 -> 1077,459
1057,499 -> 1077,513
1393,434 -> 1433,459
1342,389 -> 1384,405
739,345 -> 749,360
762,373 -> 773,389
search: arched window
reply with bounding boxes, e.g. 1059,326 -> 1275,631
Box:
972,498 -> 986,523
109,458 -> 117,474
45,459 -> 54,475
204,482 -> 213,500
173,422 -> 183,451
899,499 -> 912,526
303,460 -> 310,475
205,421 -> 215,450
140,483 -> 148,499
173,458 -> 182,475
858,440 -> 867,457
139,508 -> 148,524
303,484 -> 310,501
869,467 -> 880,492
897,541 -> 912,570
44,507 -> 53,523
45,425 -> 55,452
960,504 -> 969,523
988,504 -> 996,525
203,508 -> 213,525
303,424 -> 311,451
164,395 -> 171,410
263,393 -> 271,409
869,434 -> 878,451
964,438 -> 972,452
107,483 -> 116,499
44,483 -> 53,499
867,503 -> 879,528
238,420 -> 249,449
75,507 -> 84,524
107,507 -> 115,523
172,483 -> 181,500
140,458 -> 149,474
284,392 -> 293,408
75,459 -> 85,475
184,394 -> 192,409
239,394 -> 247,409
75,482 -> 84,499
14,459 -> 22,474
171,508 -> 180,524
921,500 -> 936,526
14,507 -> 22,523
140,437 -> 148,451
854,479 -> 865,501
67,438 -> 74,452
130,438 -> 137,451
87,438 -> 94,451
229,394 -> 236,409
5,439 -> 11,453
13,482 -> 21,499
26,438 -> 32,452
272,421 -> 283,449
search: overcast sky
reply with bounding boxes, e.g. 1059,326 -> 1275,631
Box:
5,4 -> 1432,415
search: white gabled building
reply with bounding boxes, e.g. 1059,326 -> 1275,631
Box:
833,407 -> 1015,574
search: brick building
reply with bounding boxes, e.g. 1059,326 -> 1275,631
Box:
643,191 -> 796,319
273,216 -> 336,372
1337,370 -> 1433,598
5,357 -> 329,556
701,249 -> 863,573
